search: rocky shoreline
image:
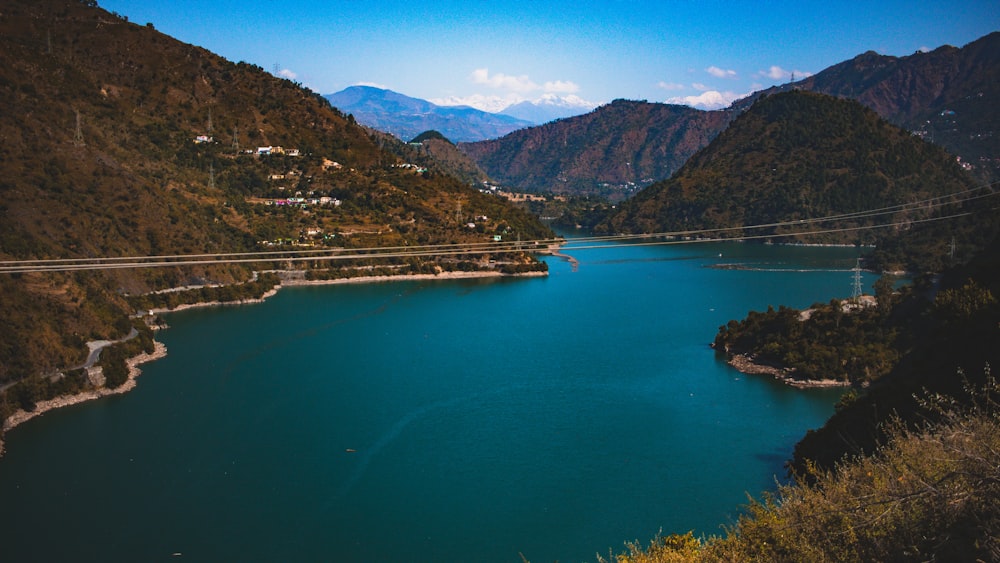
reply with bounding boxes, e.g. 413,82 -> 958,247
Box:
727,353 -> 850,389
0,341 -> 168,458
142,269 -> 546,315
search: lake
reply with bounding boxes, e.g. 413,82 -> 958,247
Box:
0,239 -> 873,562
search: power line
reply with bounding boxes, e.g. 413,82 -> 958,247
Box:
0,210 -> 983,275
1,182 -> 997,274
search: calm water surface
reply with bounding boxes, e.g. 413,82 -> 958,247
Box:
0,240 -> 873,562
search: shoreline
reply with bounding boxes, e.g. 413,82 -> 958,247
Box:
282,269 -> 547,287
0,341 -> 168,458
727,353 -> 851,389
146,269 -> 546,314
1,269 -> 544,457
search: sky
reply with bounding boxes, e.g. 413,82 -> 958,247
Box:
98,0 -> 999,112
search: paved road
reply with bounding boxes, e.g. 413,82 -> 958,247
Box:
0,327 -> 140,392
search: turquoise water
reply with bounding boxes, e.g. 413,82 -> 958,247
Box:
0,241 -> 873,562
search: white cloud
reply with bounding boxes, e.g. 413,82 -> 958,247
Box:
470,68 -> 538,92
707,66 -> 737,79
665,90 -> 744,110
432,92 -> 597,113
692,82 -> 709,91
542,79 -> 580,94
657,81 -> 686,91
918,46 -> 931,53
277,68 -> 298,80
758,66 -> 813,82
469,68 -> 580,95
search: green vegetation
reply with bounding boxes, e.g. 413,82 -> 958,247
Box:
597,91 -> 995,273
0,0 -> 553,433
126,273 -> 281,311
608,227 -> 999,561
609,373 -> 1000,562
713,290 -> 902,385
410,130 -> 449,144
0,318 -> 155,421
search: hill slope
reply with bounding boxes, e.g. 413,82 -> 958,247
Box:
742,32 -> 1000,182
463,33 -> 999,199
597,91 -> 990,269
325,86 -> 534,143
460,100 -> 733,199
0,0 -> 551,390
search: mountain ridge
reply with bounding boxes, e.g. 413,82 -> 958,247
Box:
597,90 -> 990,272
459,32 -> 999,196
460,100 -> 734,199
0,0 -> 551,392
326,85 -> 535,143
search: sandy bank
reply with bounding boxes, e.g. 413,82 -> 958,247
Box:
538,245 -> 579,272
728,353 -> 850,389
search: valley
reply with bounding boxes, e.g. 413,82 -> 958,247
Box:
0,1 -> 998,561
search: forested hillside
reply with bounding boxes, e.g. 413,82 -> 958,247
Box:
614,215 -> 1000,563
460,33 -> 998,202
598,91 -> 994,273
0,0 -> 551,397
745,32 -> 1000,183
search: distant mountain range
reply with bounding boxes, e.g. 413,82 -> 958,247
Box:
597,90 -> 985,272
325,86 -> 535,143
498,94 -> 597,124
327,32 -> 998,197
459,32 -> 998,196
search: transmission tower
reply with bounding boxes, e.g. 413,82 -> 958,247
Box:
232,126 -> 240,152
851,258 -> 863,301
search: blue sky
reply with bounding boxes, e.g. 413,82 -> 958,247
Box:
98,0 -> 998,111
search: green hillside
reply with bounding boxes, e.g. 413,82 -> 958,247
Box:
0,0 -> 551,398
746,32 -> 1000,184
598,91 -> 994,272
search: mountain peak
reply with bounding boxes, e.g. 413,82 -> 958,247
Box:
499,95 -> 597,124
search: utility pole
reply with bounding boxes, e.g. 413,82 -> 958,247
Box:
73,110 -> 85,146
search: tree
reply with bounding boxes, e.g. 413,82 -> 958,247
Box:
874,275 -> 896,317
